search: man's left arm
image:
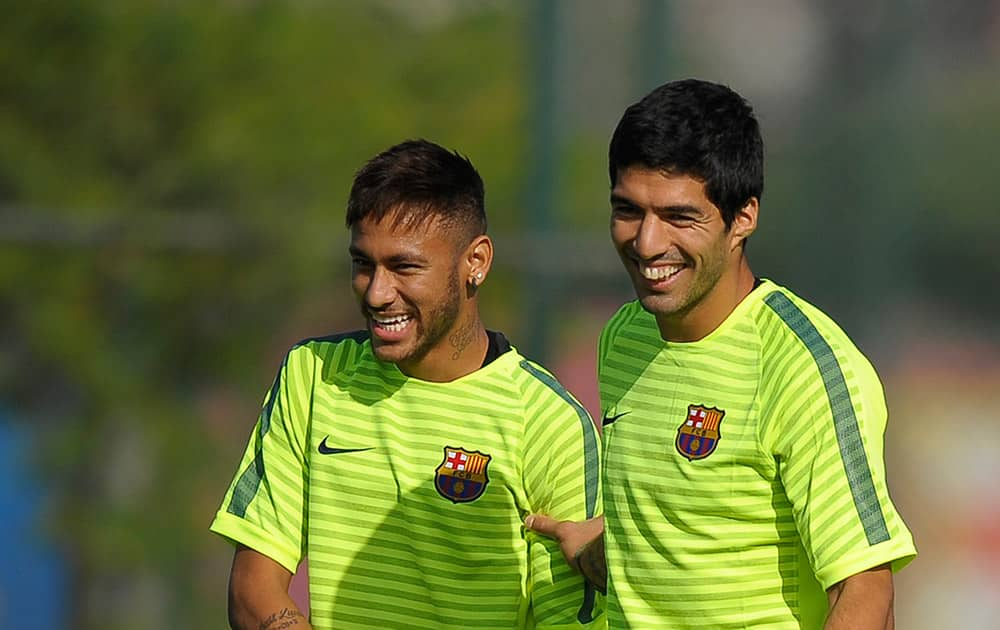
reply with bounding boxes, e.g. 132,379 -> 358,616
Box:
761,320 -> 916,627
825,564 -> 894,630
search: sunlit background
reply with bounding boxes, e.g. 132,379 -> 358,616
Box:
2,1 -> 999,628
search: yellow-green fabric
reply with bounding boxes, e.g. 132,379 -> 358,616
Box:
598,281 -> 915,628
212,332 -> 605,629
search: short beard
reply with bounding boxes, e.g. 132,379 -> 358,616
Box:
403,266 -> 463,366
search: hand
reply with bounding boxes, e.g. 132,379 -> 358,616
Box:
524,514 -> 606,593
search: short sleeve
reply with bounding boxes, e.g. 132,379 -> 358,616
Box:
520,361 -> 605,629
209,347 -> 312,573
763,327 -> 916,589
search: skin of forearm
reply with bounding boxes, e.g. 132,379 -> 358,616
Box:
230,596 -> 311,630
574,534 -> 607,594
228,546 -> 312,630
824,564 -> 894,630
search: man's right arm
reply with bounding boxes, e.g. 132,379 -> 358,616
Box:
214,349 -> 313,628
524,515 -> 607,594
228,545 -> 311,630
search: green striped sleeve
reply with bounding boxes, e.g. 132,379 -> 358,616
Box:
210,342 -> 316,572
761,291 -> 916,587
519,360 -> 604,627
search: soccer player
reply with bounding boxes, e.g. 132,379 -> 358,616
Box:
526,79 -> 916,628
211,140 -> 604,629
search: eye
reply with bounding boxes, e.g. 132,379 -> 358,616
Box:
612,205 -> 641,219
392,262 -> 422,273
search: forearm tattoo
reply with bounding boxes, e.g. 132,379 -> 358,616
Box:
259,607 -> 304,630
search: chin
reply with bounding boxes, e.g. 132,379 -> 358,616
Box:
371,343 -> 406,365
638,294 -> 682,318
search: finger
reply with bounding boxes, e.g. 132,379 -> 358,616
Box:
523,514 -> 562,537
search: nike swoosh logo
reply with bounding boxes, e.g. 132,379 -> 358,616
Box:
318,436 -> 373,455
602,411 -> 630,426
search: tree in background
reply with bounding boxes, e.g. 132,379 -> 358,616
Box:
0,2 -> 526,627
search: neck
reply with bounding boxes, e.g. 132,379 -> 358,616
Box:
399,312 -> 489,382
657,257 -> 756,342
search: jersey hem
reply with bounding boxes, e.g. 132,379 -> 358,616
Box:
209,511 -> 302,574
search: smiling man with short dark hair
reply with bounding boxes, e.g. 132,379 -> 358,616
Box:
212,139 -> 605,630
528,79 -> 916,629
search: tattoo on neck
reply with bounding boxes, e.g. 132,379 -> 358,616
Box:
259,607 -> 304,630
449,316 -> 479,360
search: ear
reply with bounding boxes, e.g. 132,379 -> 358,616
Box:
729,197 -> 759,249
464,234 -> 493,292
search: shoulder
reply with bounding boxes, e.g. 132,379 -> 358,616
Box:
599,301 -> 658,355
289,329 -> 368,352
283,330 -> 371,374
510,354 -> 592,425
752,282 -> 881,394
292,329 -> 369,350
753,284 -> 861,357
601,300 -> 647,337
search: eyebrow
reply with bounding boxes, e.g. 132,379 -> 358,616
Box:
610,193 -> 702,215
348,245 -> 429,265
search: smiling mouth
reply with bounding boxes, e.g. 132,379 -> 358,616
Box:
370,313 -> 413,332
639,263 -> 684,282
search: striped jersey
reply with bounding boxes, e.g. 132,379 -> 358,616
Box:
598,280 -> 915,628
211,331 -> 604,629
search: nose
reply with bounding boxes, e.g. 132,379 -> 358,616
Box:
361,266 -> 396,310
632,213 -> 670,260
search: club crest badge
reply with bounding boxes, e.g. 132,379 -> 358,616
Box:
435,446 -> 492,503
675,404 -> 726,461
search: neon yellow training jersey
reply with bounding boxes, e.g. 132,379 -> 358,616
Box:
598,280 -> 916,629
211,331 -> 604,629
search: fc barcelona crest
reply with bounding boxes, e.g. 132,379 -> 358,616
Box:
435,446 -> 492,503
675,405 -> 726,461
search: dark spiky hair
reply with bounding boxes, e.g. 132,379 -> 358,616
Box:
346,139 -> 486,244
609,79 -> 764,228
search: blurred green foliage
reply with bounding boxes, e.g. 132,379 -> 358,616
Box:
3,2 -> 999,628
1,2 -> 530,627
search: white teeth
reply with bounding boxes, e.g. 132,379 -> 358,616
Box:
373,314 -> 408,324
372,314 -> 411,331
641,264 -> 682,280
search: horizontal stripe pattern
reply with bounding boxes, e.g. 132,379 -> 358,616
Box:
599,284 -> 915,628
212,334 -> 603,629
763,292 -> 890,545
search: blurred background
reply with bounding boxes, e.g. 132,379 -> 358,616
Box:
2,1 -> 998,628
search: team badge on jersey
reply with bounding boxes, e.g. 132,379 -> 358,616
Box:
435,446 -> 492,503
676,404 -> 726,461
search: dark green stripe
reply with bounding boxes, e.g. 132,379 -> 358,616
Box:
519,360 -> 600,518
576,583 -> 598,624
228,334 -> 366,518
519,361 -> 601,624
227,449 -> 266,518
227,358 -> 286,518
764,291 -> 890,545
